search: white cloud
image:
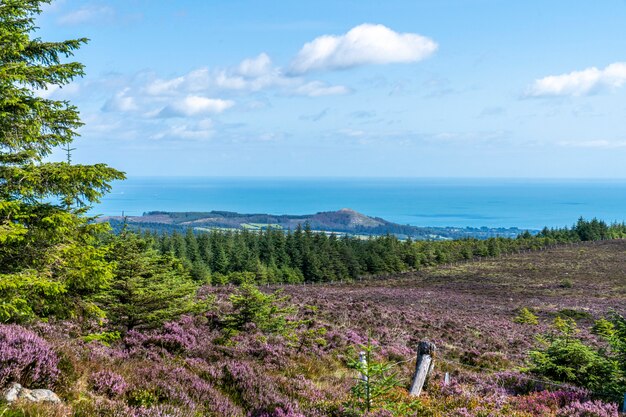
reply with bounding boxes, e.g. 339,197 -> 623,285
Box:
158,96 -> 234,117
140,53 -> 349,99
289,23 -> 438,74
338,128 -> 366,138
141,54 -> 287,96
57,5 -> 115,25
36,84 -> 62,99
293,81 -> 351,97
558,139 -> 626,149
237,53 -> 273,77
214,58 -> 289,92
152,119 -> 215,141
95,52 -> 350,142
145,76 -> 186,96
102,88 -> 138,112
526,62 -> 626,97
33,83 -> 81,99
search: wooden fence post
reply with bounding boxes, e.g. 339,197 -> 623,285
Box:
409,341 -> 436,396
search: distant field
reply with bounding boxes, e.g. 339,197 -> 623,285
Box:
241,223 -> 284,230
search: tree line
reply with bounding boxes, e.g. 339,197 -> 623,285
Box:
141,217 -> 626,285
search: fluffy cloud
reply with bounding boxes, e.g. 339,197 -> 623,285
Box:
526,62 -> 626,97
237,53 -> 274,77
144,76 -> 186,96
158,96 -> 234,117
89,47 -> 367,142
212,55 -> 291,92
139,53 -> 349,99
289,23 -> 437,74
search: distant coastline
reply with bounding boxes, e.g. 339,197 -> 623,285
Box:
100,208 -> 530,240
96,177 -> 626,230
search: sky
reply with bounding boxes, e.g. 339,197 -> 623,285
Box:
36,0 -> 626,178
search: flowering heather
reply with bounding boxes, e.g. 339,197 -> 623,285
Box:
130,362 -> 243,416
493,371 -> 589,398
219,360 -> 302,414
254,406 -> 307,417
90,370 -> 129,398
0,324 -> 59,388
557,400 -> 619,417
2,241 -> 626,416
81,398 -> 197,417
513,391 -> 581,415
124,315 -> 205,355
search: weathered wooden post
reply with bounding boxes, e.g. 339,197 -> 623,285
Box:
443,372 -> 450,386
409,341 -> 436,396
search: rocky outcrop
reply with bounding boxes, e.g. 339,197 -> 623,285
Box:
2,383 -> 61,404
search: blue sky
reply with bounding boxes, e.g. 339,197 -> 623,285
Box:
37,0 -> 626,177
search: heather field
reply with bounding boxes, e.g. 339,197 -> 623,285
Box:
3,240 -> 626,417
283,240 -> 626,364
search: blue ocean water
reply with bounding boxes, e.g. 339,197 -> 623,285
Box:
95,177 -> 626,230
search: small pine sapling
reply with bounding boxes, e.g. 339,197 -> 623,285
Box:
346,339 -> 401,413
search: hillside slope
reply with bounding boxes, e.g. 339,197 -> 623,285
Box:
284,240 -> 626,363
4,241 -> 625,416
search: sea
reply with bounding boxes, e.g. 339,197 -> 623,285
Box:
95,177 -> 626,230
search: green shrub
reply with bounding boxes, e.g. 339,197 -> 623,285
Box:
605,312 -> 626,378
0,273 -> 67,323
222,283 -> 297,336
82,331 -> 121,347
462,351 -> 511,370
529,317 -> 622,398
557,308 -> 593,321
591,318 -> 615,337
127,388 -> 159,407
514,308 -> 539,325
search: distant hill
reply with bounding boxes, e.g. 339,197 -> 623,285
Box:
99,209 -> 531,240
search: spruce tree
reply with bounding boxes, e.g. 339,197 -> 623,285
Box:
0,1 -> 125,322
103,231 -> 206,331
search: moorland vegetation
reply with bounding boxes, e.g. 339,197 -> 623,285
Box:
1,2 -> 626,416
